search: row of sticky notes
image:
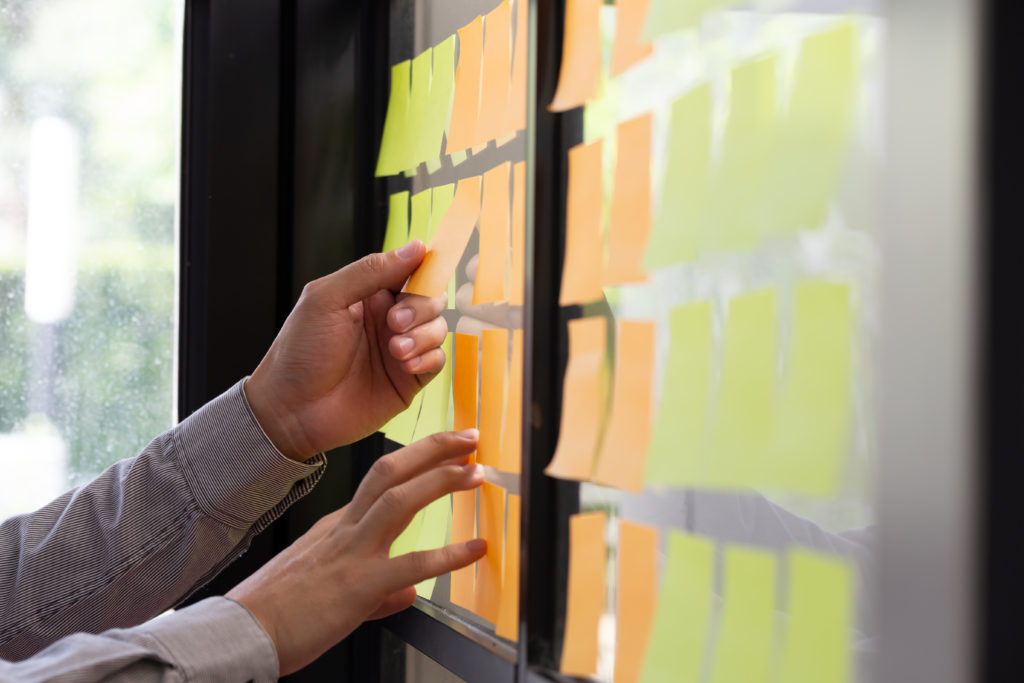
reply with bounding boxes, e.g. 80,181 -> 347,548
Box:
376,0 -> 528,177
547,281 -> 854,497
561,513 -> 854,683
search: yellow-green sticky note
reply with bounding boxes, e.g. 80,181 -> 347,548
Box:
414,494 -> 453,598
450,149 -> 468,167
780,549 -> 853,683
642,0 -> 734,40
429,183 -> 456,242
772,281 -> 853,496
447,273 -> 456,310
383,391 -> 424,446
412,334 -> 454,441
426,158 -> 443,174
709,289 -> 777,487
640,531 -> 714,683
766,22 -> 860,236
406,48 -> 433,170
417,36 -> 457,167
709,546 -> 778,683
390,507 -> 426,558
646,301 -> 713,486
408,189 -> 432,246
383,191 -> 410,253
645,85 -> 712,270
376,60 -> 411,177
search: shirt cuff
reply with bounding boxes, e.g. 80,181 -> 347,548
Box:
172,379 -> 326,529
129,597 -> 279,682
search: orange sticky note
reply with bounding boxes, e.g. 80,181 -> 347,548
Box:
450,489 -> 477,610
406,175 -> 482,298
560,511 -> 607,676
474,162 -> 511,305
611,0 -> 654,76
478,329 -> 508,468
614,520 -> 658,683
604,113 -> 653,285
592,320 -> 655,492
500,329 -> 524,474
475,482 -> 505,624
509,161 -> 527,306
546,316 -> 606,481
504,0 -> 529,135
549,0 -> 601,112
496,493 -> 521,641
477,1 -> 513,145
454,332 -> 480,438
560,140 -> 604,305
447,16 -> 485,155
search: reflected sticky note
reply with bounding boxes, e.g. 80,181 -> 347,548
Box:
560,140 -> 604,305
642,0 -> 733,40
546,316 -> 607,481
710,290 -> 777,487
475,482 -> 505,624
500,329 -> 524,474
450,489 -> 477,609
478,329 -> 508,468
429,183 -> 456,242
477,1 -> 513,145
383,391 -> 423,446
709,56 -> 778,252
475,162 -> 511,305
447,16 -> 485,155
779,550 -> 853,683
646,301 -> 713,486
406,175 -> 482,298
376,60 -> 411,177
549,0 -> 601,112
496,493 -> 521,641
382,191 -> 410,253
640,531 -> 714,683
614,520 -> 658,683
509,162 -> 527,307
560,511 -> 607,677
645,85 -> 711,269
611,0 -> 654,76
709,546 -> 778,683
413,494 -> 453,599
768,23 -> 860,235
412,334 -> 453,441
772,282 -> 853,496
593,320 -> 656,492
504,0 -> 529,135
417,36 -> 457,166
605,114 -> 653,285
408,189 -> 432,246
405,49 -> 433,170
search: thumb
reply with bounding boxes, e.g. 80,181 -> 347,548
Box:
324,241 -> 426,308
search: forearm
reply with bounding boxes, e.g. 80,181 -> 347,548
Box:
0,380 -> 325,659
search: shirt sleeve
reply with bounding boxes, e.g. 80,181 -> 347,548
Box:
0,598 -> 279,683
0,379 -> 326,661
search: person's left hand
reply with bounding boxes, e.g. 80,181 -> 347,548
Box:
244,241 -> 447,460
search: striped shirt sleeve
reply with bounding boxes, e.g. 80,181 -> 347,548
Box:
0,378 -> 326,662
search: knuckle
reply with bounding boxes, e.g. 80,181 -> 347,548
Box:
427,431 -> 451,452
362,252 -> 388,276
370,455 -> 397,482
380,487 -> 406,514
410,550 -> 432,577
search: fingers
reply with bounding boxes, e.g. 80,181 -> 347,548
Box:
386,539 -> 487,593
366,587 -> 418,620
388,316 -> 448,368
345,430 -> 479,523
319,241 -> 426,309
388,292 -> 447,334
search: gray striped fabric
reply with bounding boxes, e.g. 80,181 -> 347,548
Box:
0,379 -> 326,680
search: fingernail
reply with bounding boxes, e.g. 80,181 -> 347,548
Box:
396,240 -> 421,259
466,538 -> 487,553
396,336 -> 413,354
392,307 -> 414,330
455,428 -> 479,441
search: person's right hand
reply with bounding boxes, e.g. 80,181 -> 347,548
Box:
226,429 -> 487,677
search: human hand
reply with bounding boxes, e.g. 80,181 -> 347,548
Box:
227,430 -> 487,676
244,241 -> 449,460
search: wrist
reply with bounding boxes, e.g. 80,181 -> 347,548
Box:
243,375 -> 314,462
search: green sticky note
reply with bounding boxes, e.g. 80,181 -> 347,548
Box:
389,507 -> 426,558
646,301 -> 713,486
429,183 -> 456,242
406,48 -> 434,170
384,391 -> 424,446
408,189 -> 432,246
645,85 -> 712,270
417,36 -> 457,167
709,546 -> 778,683
765,22 -> 860,235
640,531 -> 714,683
376,60 -> 411,177
642,0 -> 734,40
780,550 -> 853,683
412,334 -> 454,441
382,191 -> 410,253
709,289 -> 777,487
447,273 -> 456,310
426,158 -> 443,174
414,494 -> 453,598
771,282 -> 852,496
709,56 -> 779,252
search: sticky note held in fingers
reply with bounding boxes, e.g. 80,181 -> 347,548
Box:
611,0 -> 654,76
475,162 -> 511,305
509,161 -> 527,306
406,175 -> 482,298
560,140 -> 605,305
614,520 -> 658,683
376,60 -> 411,177
549,0 -> 602,112
560,511 -> 607,677
447,16 -> 485,155
477,1 -> 513,145
450,489 -> 477,609
709,546 -> 778,683
605,113 -> 653,286
504,0 -> 529,135
495,493 -> 521,641
499,329 -> 524,474
382,191 -> 410,253
475,482 -> 505,624
478,329 -> 509,468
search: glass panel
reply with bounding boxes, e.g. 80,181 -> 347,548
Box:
0,0 -> 182,518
